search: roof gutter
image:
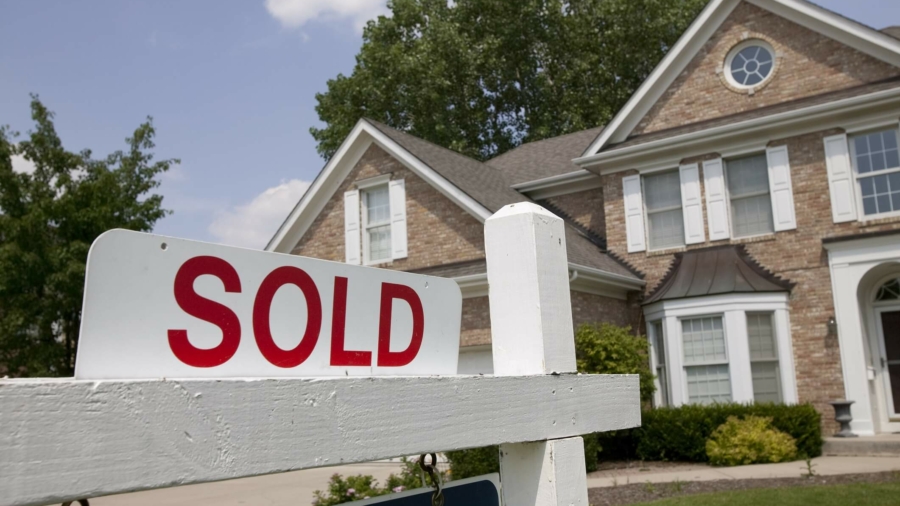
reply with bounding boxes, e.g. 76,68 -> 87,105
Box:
510,169 -> 599,193
572,85 -> 900,170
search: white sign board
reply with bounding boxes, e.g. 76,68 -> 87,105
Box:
75,230 -> 462,379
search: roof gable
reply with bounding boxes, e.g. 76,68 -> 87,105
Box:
582,0 -> 900,157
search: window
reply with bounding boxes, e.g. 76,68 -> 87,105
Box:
644,171 -> 684,250
362,185 -> 392,264
682,316 -> 732,404
747,313 -> 781,403
876,278 -> 900,302
652,321 -> 669,407
726,154 -> 774,237
850,128 -> 900,217
725,41 -> 775,89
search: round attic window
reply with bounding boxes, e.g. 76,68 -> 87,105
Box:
724,40 -> 775,90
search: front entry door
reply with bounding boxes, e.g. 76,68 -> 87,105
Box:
877,309 -> 900,418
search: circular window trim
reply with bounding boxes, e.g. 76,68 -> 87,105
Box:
723,39 -> 777,92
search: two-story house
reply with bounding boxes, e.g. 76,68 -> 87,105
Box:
269,0 -> 900,436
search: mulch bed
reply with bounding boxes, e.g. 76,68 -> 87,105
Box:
587,470 -> 900,505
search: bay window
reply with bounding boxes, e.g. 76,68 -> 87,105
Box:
682,316 -> 732,405
747,312 -> 782,403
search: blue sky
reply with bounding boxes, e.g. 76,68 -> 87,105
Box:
2,0 -> 898,249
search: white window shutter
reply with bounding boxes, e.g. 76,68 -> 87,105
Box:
823,134 -> 858,223
389,179 -> 408,259
344,190 -> 361,265
679,164 -> 706,244
702,158 -> 730,241
765,145 -> 797,231
622,175 -> 646,253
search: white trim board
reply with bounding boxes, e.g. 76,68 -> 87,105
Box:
0,374 -> 639,506
576,88 -> 900,174
510,170 -> 603,200
266,119 -> 492,254
580,0 -> 900,158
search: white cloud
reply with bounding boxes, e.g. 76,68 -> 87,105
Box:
10,154 -> 36,175
265,0 -> 388,30
208,179 -> 311,250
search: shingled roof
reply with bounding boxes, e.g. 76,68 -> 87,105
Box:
365,119 -> 639,280
644,245 -> 793,304
486,126 -> 604,186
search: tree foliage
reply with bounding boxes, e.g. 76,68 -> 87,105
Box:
0,96 -> 176,376
312,0 -> 707,161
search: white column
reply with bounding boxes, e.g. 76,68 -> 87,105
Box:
775,309 -> 799,404
665,316 -> 686,406
485,202 -> 587,506
726,310 -> 754,403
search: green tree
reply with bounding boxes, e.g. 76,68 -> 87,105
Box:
0,96 -> 177,377
312,0 -> 707,161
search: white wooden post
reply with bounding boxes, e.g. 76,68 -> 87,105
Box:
485,202 -> 586,506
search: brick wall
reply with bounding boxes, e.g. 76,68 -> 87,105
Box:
603,128 -> 900,431
634,2 -> 900,135
292,144 -> 486,270
543,187 -> 606,238
461,297 -> 491,347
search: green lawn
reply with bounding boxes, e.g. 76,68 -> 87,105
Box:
643,482 -> 900,506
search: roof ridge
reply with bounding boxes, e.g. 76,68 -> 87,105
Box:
363,118 -> 498,168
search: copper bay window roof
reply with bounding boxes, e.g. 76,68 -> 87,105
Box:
644,245 -> 794,304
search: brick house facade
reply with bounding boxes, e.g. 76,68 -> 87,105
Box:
269,0 -> 900,434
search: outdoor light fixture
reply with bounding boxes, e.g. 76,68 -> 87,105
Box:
827,316 -> 838,337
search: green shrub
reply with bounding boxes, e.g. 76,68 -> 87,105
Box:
706,415 -> 798,466
312,458 -> 431,505
574,323 -> 655,403
597,402 -> 821,463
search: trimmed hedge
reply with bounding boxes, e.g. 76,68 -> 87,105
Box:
447,435 -> 602,480
597,403 -> 822,463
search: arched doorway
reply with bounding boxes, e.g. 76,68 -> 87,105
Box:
863,272 -> 900,432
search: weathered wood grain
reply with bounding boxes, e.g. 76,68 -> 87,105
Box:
0,374 -> 639,506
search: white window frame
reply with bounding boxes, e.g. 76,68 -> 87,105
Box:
679,314 -> 732,405
746,311 -> 783,403
849,127 -> 900,221
641,170 -> 686,251
644,293 -> 797,407
723,39 -> 777,91
723,153 -> 775,240
358,176 -> 393,266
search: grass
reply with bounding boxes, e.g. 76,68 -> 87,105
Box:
643,481 -> 900,505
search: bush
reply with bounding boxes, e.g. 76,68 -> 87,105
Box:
597,402 -> 821,463
706,415 -> 798,466
574,323 -> 655,403
312,458 -> 431,505
447,435 -> 601,480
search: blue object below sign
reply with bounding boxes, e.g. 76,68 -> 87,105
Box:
348,474 -> 501,506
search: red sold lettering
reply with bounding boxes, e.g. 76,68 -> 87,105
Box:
253,266 -> 323,368
330,276 -> 372,366
168,256 -> 242,368
377,283 -> 424,367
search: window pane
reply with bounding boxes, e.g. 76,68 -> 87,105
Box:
644,171 -> 682,211
653,322 -> 666,364
852,129 -> 900,175
751,361 -> 782,403
648,208 -> 685,250
367,224 -> 392,262
860,174 -> 900,215
682,317 -> 726,364
731,194 -> 774,237
686,364 -> 732,405
747,313 -> 777,360
365,186 -> 390,224
727,154 -> 770,197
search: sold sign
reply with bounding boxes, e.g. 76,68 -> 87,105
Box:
74,230 -> 462,379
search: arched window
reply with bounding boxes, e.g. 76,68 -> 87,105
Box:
876,277 -> 900,302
